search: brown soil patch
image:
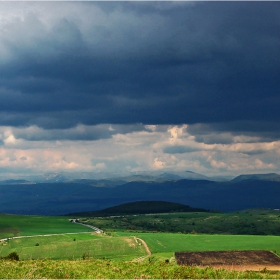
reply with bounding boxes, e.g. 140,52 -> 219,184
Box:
175,250 -> 280,271
123,237 -> 135,248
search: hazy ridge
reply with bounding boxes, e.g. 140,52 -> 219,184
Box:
0,171 -> 279,215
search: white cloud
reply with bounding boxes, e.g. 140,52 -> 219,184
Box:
145,125 -> 157,132
254,158 -> 274,169
153,158 -> 166,169
207,156 -> 227,169
0,123 -> 279,179
168,125 -> 187,140
4,134 -> 16,145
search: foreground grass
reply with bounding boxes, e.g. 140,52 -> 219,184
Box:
1,258 -> 280,279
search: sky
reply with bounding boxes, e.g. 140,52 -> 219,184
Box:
0,1 -> 280,179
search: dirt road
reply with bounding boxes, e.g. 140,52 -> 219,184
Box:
134,236 -> 151,256
0,232 -> 94,242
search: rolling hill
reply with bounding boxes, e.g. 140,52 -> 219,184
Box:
67,201 -> 209,216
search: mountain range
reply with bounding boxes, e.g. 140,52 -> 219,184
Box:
0,171 -> 279,215
0,170 -> 230,184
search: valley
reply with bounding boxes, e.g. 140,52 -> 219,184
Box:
1,208 -> 280,278
1,206 -> 280,262
1,173 -> 280,278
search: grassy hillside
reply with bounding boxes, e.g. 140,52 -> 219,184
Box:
78,209 -> 280,235
115,232 -> 280,260
2,209 -> 280,239
1,210 -> 280,262
1,232 -> 280,279
1,211 -> 280,279
69,201 -> 208,216
0,214 -> 92,239
0,233 -> 146,261
2,230 -> 280,261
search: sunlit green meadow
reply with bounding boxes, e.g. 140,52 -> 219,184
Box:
0,214 -> 91,239
0,233 -> 146,260
1,213 -> 280,279
116,232 -> 280,259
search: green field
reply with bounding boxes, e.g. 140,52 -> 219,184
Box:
0,233 -> 146,260
82,209 -> 280,235
1,211 -> 280,261
1,212 -> 280,279
0,214 -> 92,239
2,230 -> 280,261
115,232 -> 280,259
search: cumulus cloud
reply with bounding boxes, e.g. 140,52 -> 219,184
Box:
0,124 -> 278,178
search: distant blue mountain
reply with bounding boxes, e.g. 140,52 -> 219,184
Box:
231,173 -> 280,182
0,179 -> 34,185
0,173 -> 280,215
11,170 -> 217,184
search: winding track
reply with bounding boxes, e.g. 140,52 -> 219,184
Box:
132,236 -> 151,262
135,236 -> 151,256
0,231 -> 95,242
0,220 -> 103,242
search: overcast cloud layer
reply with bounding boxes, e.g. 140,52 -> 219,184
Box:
0,1 -> 280,178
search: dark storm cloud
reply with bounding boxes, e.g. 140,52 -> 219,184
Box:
163,146 -> 200,154
187,122 -> 280,144
11,124 -> 148,141
1,2 -> 280,136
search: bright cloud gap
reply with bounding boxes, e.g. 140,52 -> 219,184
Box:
0,124 -> 279,180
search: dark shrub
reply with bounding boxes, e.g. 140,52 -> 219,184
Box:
6,252 -> 19,261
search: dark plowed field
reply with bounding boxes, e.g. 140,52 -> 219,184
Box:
175,250 -> 280,271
